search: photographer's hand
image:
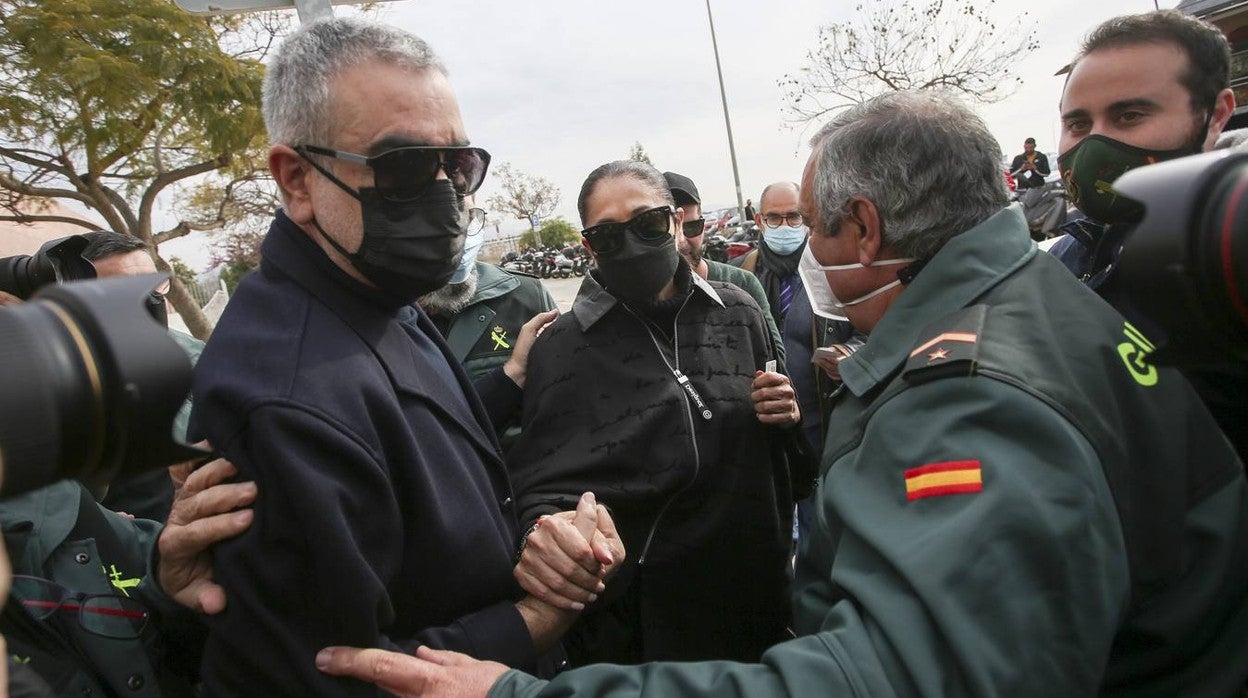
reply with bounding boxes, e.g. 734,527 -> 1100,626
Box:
159,449 -> 256,614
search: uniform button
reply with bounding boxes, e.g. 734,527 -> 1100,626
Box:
500,497 -> 513,510
74,552 -> 90,564
127,674 -> 144,690
477,314 -> 487,322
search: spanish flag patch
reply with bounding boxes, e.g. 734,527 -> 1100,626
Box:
905,460 -> 983,501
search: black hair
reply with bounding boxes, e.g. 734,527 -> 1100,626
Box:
577,160 -> 675,227
80,231 -> 147,262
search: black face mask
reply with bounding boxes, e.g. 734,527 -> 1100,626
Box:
596,235 -> 680,303
314,179 -> 467,304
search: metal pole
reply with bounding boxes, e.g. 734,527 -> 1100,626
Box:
705,0 -> 746,228
293,0 -> 334,22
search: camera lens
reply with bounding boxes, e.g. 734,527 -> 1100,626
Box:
0,274 -> 204,497
1194,162 -> 1248,352
1114,149 -> 1248,364
0,235 -> 97,300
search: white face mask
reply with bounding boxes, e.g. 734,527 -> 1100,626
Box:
798,244 -> 915,321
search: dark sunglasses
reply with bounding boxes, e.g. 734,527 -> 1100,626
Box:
12,575 -> 150,640
581,206 -> 675,256
296,143 -> 491,201
681,218 -> 706,238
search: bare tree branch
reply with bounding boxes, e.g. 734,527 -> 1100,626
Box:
0,213 -> 100,229
0,170 -> 94,205
0,145 -> 69,174
779,0 -> 1039,128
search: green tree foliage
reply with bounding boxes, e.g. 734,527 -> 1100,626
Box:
520,218 -> 579,250
628,141 -> 652,166
780,0 -> 1040,126
0,0 -> 286,338
169,256 -> 198,288
485,163 -> 560,231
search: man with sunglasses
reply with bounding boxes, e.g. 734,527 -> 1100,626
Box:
664,171 -> 782,362
190,18 -> 618,696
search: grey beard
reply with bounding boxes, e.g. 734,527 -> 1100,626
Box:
419,264 -> 480,315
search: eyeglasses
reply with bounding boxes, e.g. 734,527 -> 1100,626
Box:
681,218 -> 705,238
467,207 -> 487,237
295,143 -> 492,201
762,212 -> 805,229
11,575 -> 150,640
581,206 -> 675,256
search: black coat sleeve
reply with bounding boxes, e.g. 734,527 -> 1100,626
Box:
199,403 -> 536,696
472,366 -> 524,436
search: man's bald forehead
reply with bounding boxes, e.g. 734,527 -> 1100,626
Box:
759,181 -> 801,209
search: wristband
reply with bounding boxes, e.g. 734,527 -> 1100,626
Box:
514,517 -> 545,563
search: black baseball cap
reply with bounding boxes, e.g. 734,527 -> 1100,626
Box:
663,171 -> 701,206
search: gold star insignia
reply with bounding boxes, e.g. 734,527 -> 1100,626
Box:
928,347 -> 949,362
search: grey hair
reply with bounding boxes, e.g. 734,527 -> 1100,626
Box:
808,91 -> 1008,259
262,16 -> 447,148
577,160 -> 675,226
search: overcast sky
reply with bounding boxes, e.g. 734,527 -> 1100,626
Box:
163,0 -> 1174,268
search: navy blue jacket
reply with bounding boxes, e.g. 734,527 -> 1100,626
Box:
191,213 -> 547,696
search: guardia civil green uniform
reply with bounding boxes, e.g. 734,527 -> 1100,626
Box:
488,206 -> 1248,697
431,262 -> 556,382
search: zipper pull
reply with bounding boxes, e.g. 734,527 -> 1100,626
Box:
672,369 -> 712,420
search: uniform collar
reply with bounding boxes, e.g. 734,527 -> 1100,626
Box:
838,205 -> 1035,396
571,258 -> 722,332
469,261 -> 521,305
1,481 -> 86,569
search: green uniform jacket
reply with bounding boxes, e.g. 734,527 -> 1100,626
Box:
0,482 -> 199,697
706,260 -> 785,363
436,262 -> 556,382
488,206 -> 1248,697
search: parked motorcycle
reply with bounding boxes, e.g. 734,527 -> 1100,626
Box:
703,234 -> 729,263
1011,175 -> 1068,241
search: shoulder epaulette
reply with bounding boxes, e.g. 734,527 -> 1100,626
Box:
495,264 -> 539,280
903,304 -> 988,385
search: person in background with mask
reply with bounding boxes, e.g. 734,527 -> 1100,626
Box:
79,231 -> 203,522
663,171 -> 782,360
316,89 -> 1248,698
1050,9 -> 1248,462
503,160 -> 809,668
418,200 -> 558,449
189,18 -> 622,695
736,182 -> 807,331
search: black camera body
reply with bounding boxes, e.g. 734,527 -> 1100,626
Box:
1114,148 -> 1248,365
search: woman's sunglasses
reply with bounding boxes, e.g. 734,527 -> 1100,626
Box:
581,206 -> 675,256
296,143 -> 491,201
